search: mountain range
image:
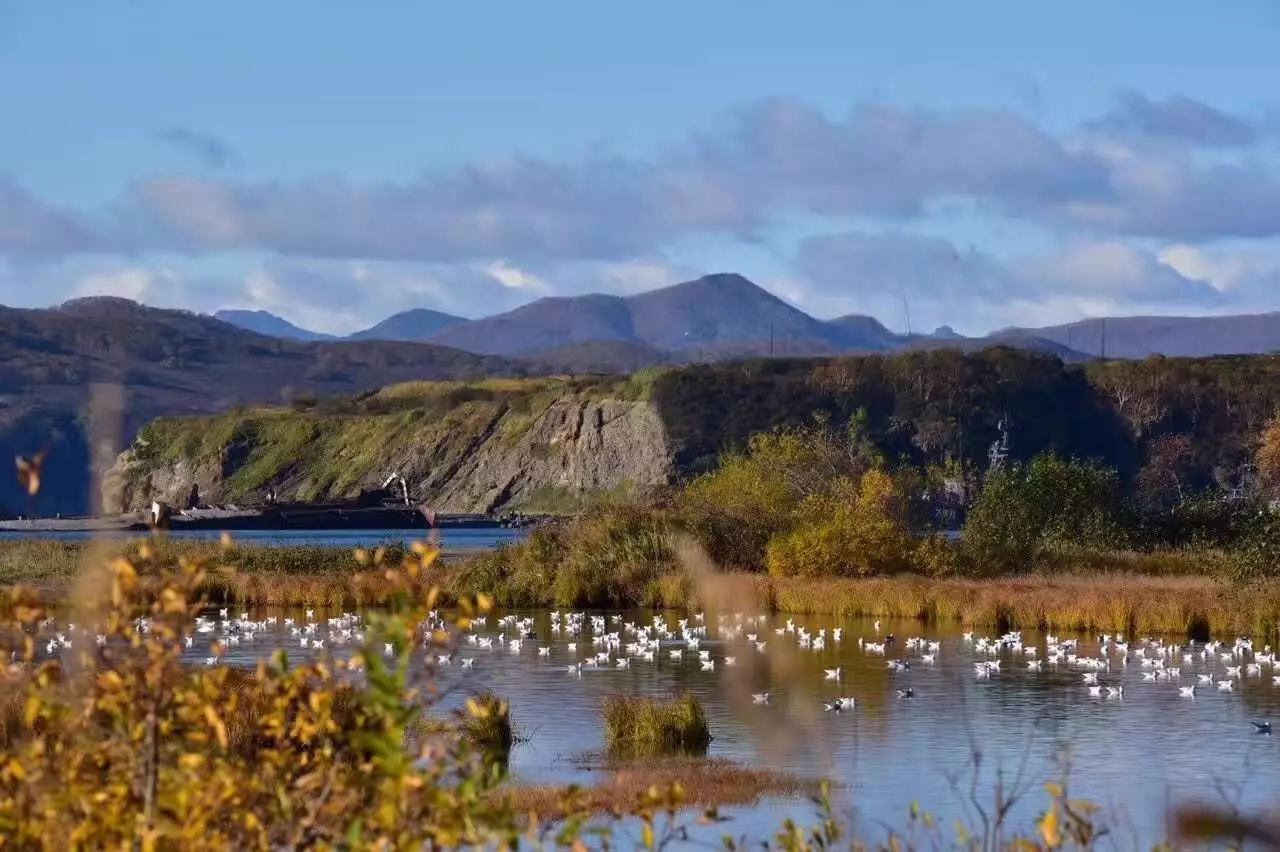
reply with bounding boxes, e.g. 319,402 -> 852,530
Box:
999,312 -> 1280,359
218,273 -> 1088,366
220,273 -> 1280,364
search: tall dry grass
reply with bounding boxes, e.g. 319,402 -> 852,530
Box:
712,573 -> 1280,638
5,527 -> 1277,638
601,693 -> 711,758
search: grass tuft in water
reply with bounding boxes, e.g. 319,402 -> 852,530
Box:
601,693 -> 710,758
461,690 -> 514,759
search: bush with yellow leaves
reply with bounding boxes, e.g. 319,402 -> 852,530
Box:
766,470 -> 913,578
0,542 -> 535,848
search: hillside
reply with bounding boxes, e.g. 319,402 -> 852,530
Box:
104,348 -> 1280,516
625,273 -> 843,350
824,314 -> 906,350
414,273 -> 1087,363
0,298 -> 521,516
519,340 -> 672,374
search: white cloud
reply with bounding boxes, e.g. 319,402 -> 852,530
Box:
6,92 -> 1280,333
480,259 -> 552,293
1158,244 -> 1251,291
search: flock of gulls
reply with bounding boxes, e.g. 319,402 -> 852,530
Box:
27,608 -> 1277,734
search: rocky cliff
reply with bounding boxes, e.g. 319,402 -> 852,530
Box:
102,378 -> 674,514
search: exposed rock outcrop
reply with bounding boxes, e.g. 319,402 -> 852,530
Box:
102,393 -> 674,515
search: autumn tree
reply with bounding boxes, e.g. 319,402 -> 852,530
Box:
765,469 -> 912,578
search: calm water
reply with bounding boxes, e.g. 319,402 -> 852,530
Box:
167,607 -> 1280,844
0,526 -> 523,551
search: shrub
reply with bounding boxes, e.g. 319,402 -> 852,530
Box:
1257,412 -> 1280,500
963,453 -> 1124,575
551,507 -> 674,607
910,533 -> 959,577
1131,493 -> 1262,550
1226,507 -> 1280,583
0,544 -> 541,847
679,422 -> 879,570
679,450 -> 793,570
452,524 -> 566,608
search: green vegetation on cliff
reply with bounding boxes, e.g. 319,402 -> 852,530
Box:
106,373 -> 673,513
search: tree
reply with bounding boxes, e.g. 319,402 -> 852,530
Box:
765,470 -> 912,578
962,453 -> 1123,574
1134,434 -> 1193,510
679,421 -> 882,569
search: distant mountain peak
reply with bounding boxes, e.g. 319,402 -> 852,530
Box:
347,307 -> 466,342
823,314 -> 903,351
931,325 -> 962,339
215,309 -> 333,341
644,272 -> 782,302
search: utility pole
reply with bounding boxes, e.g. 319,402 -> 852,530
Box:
769,321 -> 774,357
1100,318 -> 1107,360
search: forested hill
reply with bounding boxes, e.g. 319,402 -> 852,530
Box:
647,350 -> 1280,492
103,350 -> 1280,517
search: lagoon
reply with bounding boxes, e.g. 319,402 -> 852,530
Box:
174,607 -> 1280,843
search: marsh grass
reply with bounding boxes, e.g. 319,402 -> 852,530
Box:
0,537 -> 427,608
401,691 -> 516,770
503,757 -> 817,816
753,572 -> 1280,637
5,526 -> 1279,637
601,693 -> 710,758
1038,544 -> 1225,577
0,538 -> 380,584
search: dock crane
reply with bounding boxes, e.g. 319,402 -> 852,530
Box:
381,472 -> 411,505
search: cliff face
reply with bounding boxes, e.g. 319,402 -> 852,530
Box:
101,381 -> 674,514
421,398 -> 671,512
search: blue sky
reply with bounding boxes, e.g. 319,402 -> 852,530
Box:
3,2 -> 1280,335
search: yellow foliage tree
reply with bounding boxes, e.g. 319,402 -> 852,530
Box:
680,424 -> 881,570
765,469 -> 912,578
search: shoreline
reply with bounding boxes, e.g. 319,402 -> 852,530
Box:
0,509 -> 517,533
